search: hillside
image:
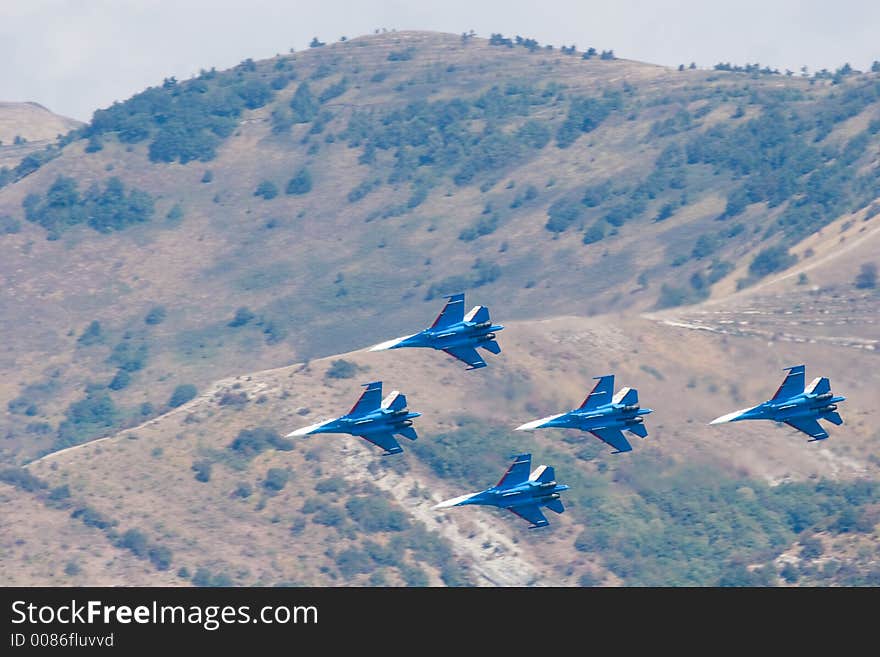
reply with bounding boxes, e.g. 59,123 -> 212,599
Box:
1,30 -> 879,586
1,30 -> 878,465
4,311 -> 876,587
0,102 -> 83,170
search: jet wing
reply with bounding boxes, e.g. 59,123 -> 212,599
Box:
347,381 -> 383,416
589,427 -> 633,453
496,453 -> 532,487
431,293 -> 465,329
579,375 -> 615,410
442,346 -> 487,370
508,504 -> 549,528
772,365 -> 805,401
783,417 -> 828,441
357,432 -> 404,455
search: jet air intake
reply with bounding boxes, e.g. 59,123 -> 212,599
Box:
820,404 -> 838,413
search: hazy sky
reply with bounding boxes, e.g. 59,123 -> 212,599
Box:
2,0 -> 879,121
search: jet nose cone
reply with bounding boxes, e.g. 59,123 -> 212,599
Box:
709,407 -> 752,425
287,420 -> 328,436
515,413 -> 564,431
368,334 -> 416,352
433,492 -> 478,508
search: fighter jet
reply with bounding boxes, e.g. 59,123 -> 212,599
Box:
709,365 -> 845,441
286,381 -> 421,455
433,454 -> 569,528
368,293 -> 504,370
515,375 -> 652,453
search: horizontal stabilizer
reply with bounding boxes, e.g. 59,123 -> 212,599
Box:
443,346 -> 487,369
627,423 -> 648,438
397,425 -> 418,441
359,432 -> 404,455
508,504 -> 549,528
772,365 -> 805,401
590,427 -> 633,453
823,411 -> 843,426
784,417 -> 828,440
545,498 -> 565,514
480,339 -> 501,355
464,305 -> 490,324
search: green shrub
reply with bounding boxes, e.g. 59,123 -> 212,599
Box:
148,545 -> 173,571
71,505 -> 117,530
335,548 -> 372,578
168,384 -> 197,408
254,180 -> 278,200
263,468 -> 289,493
108,369 -> 131,391
228,427 -> 293,459
0,468 -> 47,492
77,321 -> 103,346
118,529 -> 150,558
290,82 -> 319,122
854,263 -> 876,289
191,460 -> 212,483
286,168 -> 312,195
749,246 -> 797,278
228,307 -> 255,327
144,305 -> 167,325
325,359 -> 358,379
108,339 -> 148,372
345,496 -> 409,533
234,482 -> 253,498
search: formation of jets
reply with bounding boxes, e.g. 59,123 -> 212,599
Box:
286,293 -> 847,529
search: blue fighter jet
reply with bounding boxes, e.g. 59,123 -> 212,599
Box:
433,454 -> 569,528
515,374 -> 652,453
368,293 -> 504,370
286,381 -> 421,455
709,365 -> 845,441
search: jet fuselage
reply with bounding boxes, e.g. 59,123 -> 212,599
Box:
721,392 -> 845,423
394,320 -> 504,351
538,402 -> 653,433
302,407 -> 421,438
457,480 -> 571,511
